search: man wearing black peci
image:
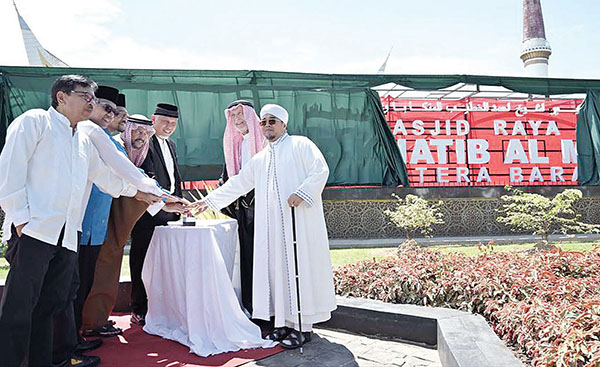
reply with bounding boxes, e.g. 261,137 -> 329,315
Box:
130,103 -> 183,325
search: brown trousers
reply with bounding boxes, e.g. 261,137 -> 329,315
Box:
81,196 -> 148,330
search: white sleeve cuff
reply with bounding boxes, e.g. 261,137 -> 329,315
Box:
11,208 -> 30,226
0,188 -> 29,218
203,196 -> 220,212
147,201 -> 165,216
294,188 -> 314,207
122,184 -> 138,197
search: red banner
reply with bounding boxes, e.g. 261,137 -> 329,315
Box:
382,96 -> 582,187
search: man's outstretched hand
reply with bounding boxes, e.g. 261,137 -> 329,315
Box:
162,202 -> 188,214
134,191 -> 162,205
162,193 -> 190,205
188,201 -> 209,215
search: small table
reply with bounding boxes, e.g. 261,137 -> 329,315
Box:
142,219 -> 274,357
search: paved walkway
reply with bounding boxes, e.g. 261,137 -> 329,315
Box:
329,233 -> 600,249
247,327 -> 441,367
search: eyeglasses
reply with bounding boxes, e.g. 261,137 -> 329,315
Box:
71,90 -> 97,104
259,120 -> 278,126
99,103 -> 117,115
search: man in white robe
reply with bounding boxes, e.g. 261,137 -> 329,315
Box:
192,104 -> 336,349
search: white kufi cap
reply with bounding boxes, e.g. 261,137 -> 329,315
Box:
259,104 -> 289,125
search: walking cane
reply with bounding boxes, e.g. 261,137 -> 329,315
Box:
291,206 -> 304,354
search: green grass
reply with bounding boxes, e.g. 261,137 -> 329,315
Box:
0,241 -> 598,280
0,259 -> 7,281
329,247 -> 396,268
432,241 -> 599,256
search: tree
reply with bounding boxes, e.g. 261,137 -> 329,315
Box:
496,186 -> 600,242
0,229 -> 5,257
384,194 -> 444,240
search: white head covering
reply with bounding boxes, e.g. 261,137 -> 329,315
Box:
260,104 -> 289,125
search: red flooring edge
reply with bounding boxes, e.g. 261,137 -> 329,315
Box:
91,314 -> 284,367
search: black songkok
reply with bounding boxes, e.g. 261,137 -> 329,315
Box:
95,86 -> 119,104
154,103 -> 178,118
226,99 -> 254,109
116,93 -> 126,108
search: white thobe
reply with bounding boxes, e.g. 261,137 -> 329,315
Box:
240,134 -> 250,168
204,133 -> 337,329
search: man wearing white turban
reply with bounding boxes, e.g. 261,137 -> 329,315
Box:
191,104 -> 336,349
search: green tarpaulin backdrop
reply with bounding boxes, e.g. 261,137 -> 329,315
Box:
0,67 -> 410,186
3,66 -> 600,186
577,90 -> 600,185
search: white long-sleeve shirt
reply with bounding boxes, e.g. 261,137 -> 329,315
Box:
77,121 -> 165,218
0,107 -> 136,252
77,121 -> 163,197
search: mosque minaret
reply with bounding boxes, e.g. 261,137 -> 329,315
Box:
521,0 -> 552,76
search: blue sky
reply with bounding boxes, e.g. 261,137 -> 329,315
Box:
1,0 -> 599,78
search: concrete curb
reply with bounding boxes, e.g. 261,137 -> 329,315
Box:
320,296 -> 523,367
329,233 -> 600,249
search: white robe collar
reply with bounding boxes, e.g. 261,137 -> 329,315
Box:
269,133 -> 289,149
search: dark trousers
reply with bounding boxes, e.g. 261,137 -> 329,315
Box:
236,204 -> 255,314
73,245 -> 101,332
0,229 -> 76,367
129,224 -> 156,315
52,260 -> 80,365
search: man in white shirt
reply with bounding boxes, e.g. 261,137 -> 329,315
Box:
0,75 -> 159,367
130,103 -> 183,324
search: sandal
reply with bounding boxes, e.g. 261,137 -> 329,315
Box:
265,327 -> 293,341
82,323 -> 123,337
280,330 -> 312,349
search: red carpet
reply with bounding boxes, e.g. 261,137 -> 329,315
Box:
93,314 -> 284,367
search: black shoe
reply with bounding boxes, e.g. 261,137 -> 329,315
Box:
130,312 -> 146,326
82,323 -> 123,337
65,354 -> 100,367
280,331 -> 312,349
265,327 -> 293,342
75,337 -> 103,353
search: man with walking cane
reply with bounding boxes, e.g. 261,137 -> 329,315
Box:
191,104 -> 336,349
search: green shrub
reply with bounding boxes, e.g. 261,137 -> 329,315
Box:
0,229 -> 6,257
384,194 -> 444,240
497,186 -> 600,242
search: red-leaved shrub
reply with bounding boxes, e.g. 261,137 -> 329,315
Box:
333,246 -> 600,367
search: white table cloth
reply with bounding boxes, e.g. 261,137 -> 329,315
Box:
142,219 -> 275,356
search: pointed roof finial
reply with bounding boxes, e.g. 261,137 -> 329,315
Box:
377,46 -> 393,74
